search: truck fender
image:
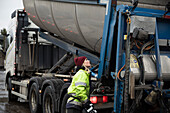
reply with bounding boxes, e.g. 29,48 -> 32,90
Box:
59,83 -> 70,112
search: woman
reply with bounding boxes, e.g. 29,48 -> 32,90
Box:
66,56 -> 92,113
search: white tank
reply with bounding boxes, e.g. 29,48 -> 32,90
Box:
23,0 -> 106,53
23,0 -> 169,53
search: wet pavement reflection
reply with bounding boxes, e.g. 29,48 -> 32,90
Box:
0,71 -> 31,113
0,102 -> 30,113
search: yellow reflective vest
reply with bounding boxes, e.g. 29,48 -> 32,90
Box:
67,69 -> 90,107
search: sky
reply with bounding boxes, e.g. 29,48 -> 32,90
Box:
0,0 -> 23,30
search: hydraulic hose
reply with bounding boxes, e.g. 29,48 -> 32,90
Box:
139,39 -> 154,84
137,56 -> 145,84
124,15 -> 131,113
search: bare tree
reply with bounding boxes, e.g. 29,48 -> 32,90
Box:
0,28 -> 7,53
1,28 -> 7,36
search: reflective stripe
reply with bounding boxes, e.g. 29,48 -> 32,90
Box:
67,99 -> 82,107
79,70 -> 84,73
75,82 -> 87,86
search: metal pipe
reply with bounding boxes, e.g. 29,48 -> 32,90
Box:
29,43 -> 31,65
32,43 -> 35,66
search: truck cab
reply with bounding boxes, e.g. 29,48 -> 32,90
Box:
5,10 -> 20,77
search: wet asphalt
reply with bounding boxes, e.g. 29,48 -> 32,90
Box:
0,102 -> 30,113
0,71 -> 30,113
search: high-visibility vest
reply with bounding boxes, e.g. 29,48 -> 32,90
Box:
67,69 -> 90,107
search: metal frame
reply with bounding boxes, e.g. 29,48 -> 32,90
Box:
155,21 -> 163,86
98,0 -> 114,78
39,32 -> 100,64
113,7 -> 125,112
12,91 -> 27,100
99,3 -> 170,113
39,1 -> 170,112
11,80 -> 28,100
51,0 -> 99,5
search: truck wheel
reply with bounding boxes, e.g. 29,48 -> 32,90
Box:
61,94 -> 70,113
29,83 -> 41,113
43,86 -> 55,113
8,77 -> 17,101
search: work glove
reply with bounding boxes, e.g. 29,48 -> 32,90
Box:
83,100 -> 97,113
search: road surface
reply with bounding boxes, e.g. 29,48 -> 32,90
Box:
0,102 -> 30,113
0,71 -> 30,113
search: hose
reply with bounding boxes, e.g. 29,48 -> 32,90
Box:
141,39 -> 154,55
129,29 -> 155,113
158,91 -> 170,113
128,54 -> 144,113
128,39 -> 147,113
117,65 -> 125,81
137,55 -> 145,84
124,15 -> 131,113
139,39 -> 154,84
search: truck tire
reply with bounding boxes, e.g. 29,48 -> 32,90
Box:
29,83 -> 41,113
61,94 -> 70,113
8,77 -> 17,101
43,86 -> 56,113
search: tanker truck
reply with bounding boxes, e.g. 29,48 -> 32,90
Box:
5,0 -> 170,113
